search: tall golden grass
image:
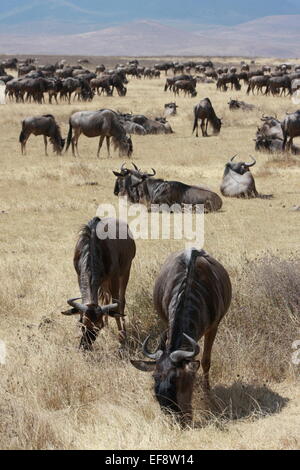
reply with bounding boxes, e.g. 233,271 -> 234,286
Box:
0,59 -> 299,449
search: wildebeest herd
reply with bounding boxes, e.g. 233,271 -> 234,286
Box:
2,55 -> 299,426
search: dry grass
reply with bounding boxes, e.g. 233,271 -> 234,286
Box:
0,58 -> 300,450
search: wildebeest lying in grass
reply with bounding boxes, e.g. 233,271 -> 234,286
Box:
220,155 -> 273,199
131,248 -> 232,426
62,216 -> 136,351
228,99 -> 255,111
113,163 -> 223,212
256,115 -> 283,140
118,113 -> 174,134
19,114 -> 65,155
255,135 -> 300,154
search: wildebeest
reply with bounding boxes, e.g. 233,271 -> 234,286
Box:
164,75 -> 194,92
119,113 -> 173,135
113,164 -> 223,213
246,76 -> 270,95
228,99 -> 255,111
265,76 -> 292,96
256,115 -> 283,140
173,80 -> 197,98
131,248 -> 232,425
62,217 -> 136,350
220,155 -> 272,198
193,98 -> 222,137
164,103 -> 178,116
65,109 -> 133,158
19,114 -> 65,155
255,135 -> 300,155
217,74 -> 241,92
282,110 -> 300,151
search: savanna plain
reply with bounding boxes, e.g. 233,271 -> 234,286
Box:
0,56 -> 299,450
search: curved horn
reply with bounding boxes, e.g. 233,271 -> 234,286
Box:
142,336 -> 163,361
245,155 -> 256,167
230,154 -> 238,162
169,334 -> 200,364
147,168 -> 156,177
95,302 -> 120,316
67,297 -> 88,313
120,162 -> 127,172
131,162 -> 140,172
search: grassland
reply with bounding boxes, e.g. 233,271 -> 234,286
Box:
0,58 -> 299,450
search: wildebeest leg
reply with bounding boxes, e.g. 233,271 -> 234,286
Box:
287,137 -> 293,151
109,277 -> 126,348
202,325 -> 219,392
73,129 -> 81,157
200,119 -> 206,137
205,119 -> 209,137
97,135 -> 105,158
116,269 -> 131,347
43,136 -> 48,156
106,137 -> 111,158
21,133 -> 30,155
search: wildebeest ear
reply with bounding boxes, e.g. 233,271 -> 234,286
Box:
186,361 -> 200,373
61,308 -> 80,316
130,360 -> 156,372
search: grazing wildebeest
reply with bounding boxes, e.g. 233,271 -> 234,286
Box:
131,248 -> 232,425
164,75 -> 194,92
65,109 -> 133,158
173,80 -> 197,97
217,74 -> 241,91
61,217 -> 136,350
193,98 -> 222,137
220,155 -> 272,199
113,164 -> 223,213
228,99 -> 255,111
19,114 -> 65,156
282,110 -> 300,151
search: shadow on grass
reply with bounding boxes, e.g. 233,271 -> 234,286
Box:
193,380 -> 289,428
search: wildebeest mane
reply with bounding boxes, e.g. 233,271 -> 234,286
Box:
169,249 -> 213,352
74,217 -> 105,303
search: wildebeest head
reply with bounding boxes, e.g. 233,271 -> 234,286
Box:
113,163 -> 156,202
113,135 -> 133,157
113,163 -> 132,197
61,297 -> 121,350
131,334 -> 200,424
224,154 -> 256,175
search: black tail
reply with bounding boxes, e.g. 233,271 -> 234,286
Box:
19,121 -> 26,143
192,111 -> 198,135
65,120 -> 73,152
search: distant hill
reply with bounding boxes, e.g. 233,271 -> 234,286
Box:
0,0 -> 300,34
0,16 -> 300,58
